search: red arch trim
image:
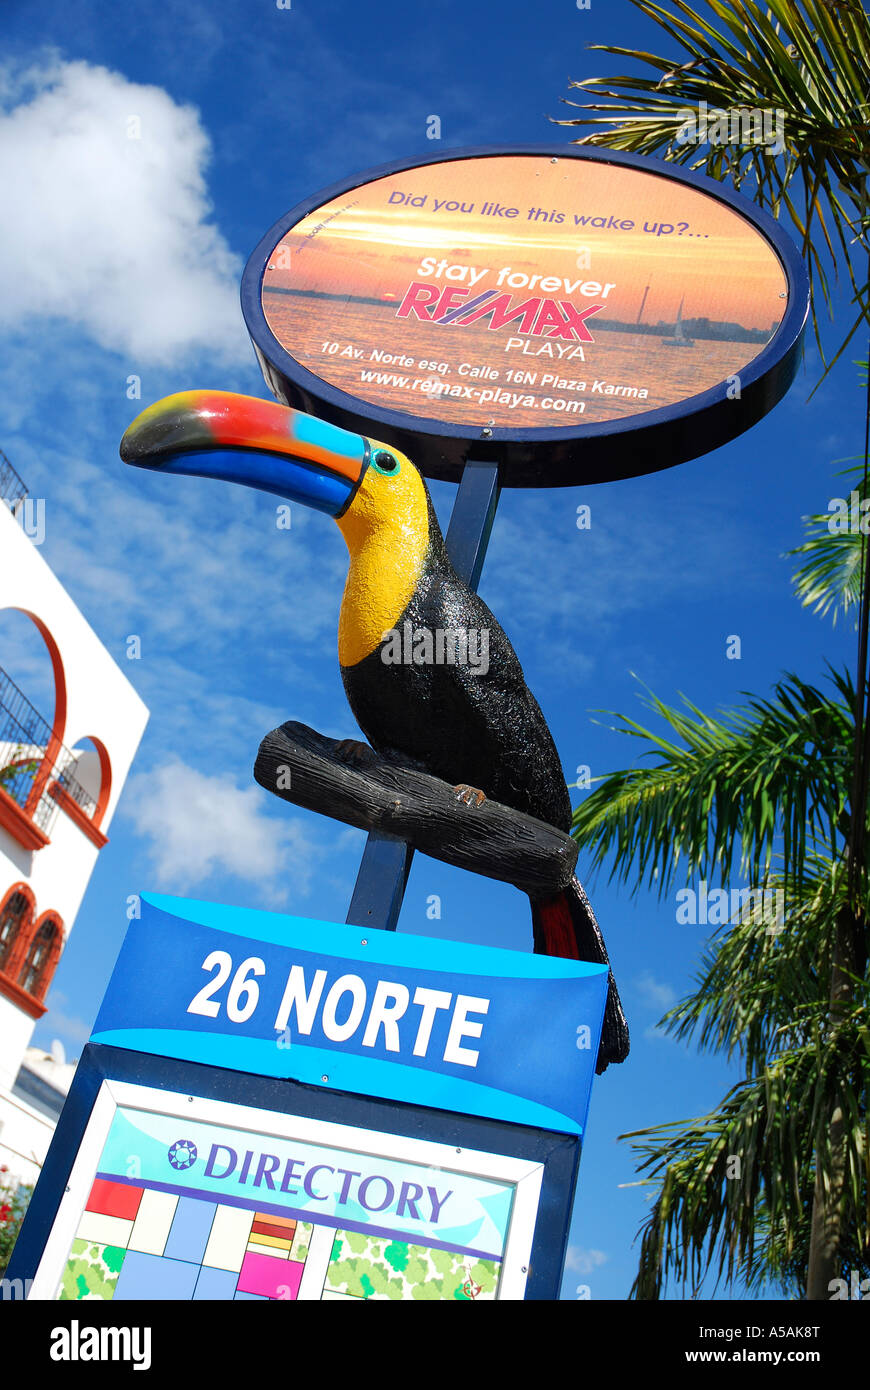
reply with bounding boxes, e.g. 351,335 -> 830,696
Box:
1,609 -> 113,847
0,887 -> 65,1014
0,882 -> 36,910
80,735 -> 112,827
20,910 -> 65,1003
1,608 -> 69,816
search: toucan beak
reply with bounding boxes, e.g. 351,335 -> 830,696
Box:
120,390 -> 369,516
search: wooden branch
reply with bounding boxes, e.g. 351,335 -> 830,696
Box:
254,721 -> 578,897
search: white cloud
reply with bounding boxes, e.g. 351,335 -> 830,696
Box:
634,970 -> 678,1011
0,58 -> 247,365
33,990 -> 91,1052
122,757 -> 325,904
565,1246 -> 608,1275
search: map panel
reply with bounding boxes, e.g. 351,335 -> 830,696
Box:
54,1099 -> 522,1301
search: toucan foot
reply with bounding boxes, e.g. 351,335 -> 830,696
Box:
336,739 -> 378,766
454,784 -> 486,809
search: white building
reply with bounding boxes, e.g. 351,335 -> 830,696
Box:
0,452 -> 148,1185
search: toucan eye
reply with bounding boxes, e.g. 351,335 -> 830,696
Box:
371,450 -> 400,476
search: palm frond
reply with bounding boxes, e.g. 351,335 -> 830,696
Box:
624,1005 -> 870,1298
572,671 -> 854,896
662,852 -> 845,1069
553,0 -> 870,362
790,470 -> 867,624
792,363 -> 870,620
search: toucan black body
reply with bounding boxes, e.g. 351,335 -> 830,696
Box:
120,389 -> 630,1073
342,490 -> 572,831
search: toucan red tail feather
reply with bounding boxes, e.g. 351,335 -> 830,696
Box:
531,877 -> 630,1075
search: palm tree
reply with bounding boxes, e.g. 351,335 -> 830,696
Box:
572,663 -> 868,1296
554,0 -> 869,371
558,0 -> 870,1300
571,441 -> 869,1297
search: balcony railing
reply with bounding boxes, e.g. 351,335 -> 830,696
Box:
0,449 -> 28,511
0,665 -> 97,838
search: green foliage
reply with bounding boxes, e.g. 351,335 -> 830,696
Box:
626,992 -> 869,1298
664,852 -> 841,1066
790,475 -> 868,625
571,639 -> 867,1296
555,0 -> 870,371
790,365 -> 870,623
0,1170 -> 33,1277
0,747 -> 40,791
572,671 -> 854,896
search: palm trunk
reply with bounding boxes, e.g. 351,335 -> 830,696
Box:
810,338 -> 870,1297
805,905 -> 861,1298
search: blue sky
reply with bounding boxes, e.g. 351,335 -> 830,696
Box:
0,0 -> 862,1299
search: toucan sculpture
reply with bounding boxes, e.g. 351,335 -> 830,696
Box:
120,390 -> 629,1072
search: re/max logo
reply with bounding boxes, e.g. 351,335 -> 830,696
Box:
397,281 -> 604,341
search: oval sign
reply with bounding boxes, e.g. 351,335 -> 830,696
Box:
242,145 -> 808,487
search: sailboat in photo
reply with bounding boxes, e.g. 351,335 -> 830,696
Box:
662,297 -> 694,348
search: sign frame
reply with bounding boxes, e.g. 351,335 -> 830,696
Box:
27,1077 -> 544,1301
241,142 -> 809,488
7,1043 -> 582,1301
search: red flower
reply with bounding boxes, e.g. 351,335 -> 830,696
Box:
0,1203 -> 12,1223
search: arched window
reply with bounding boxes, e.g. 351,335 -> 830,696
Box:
0,606 -> 68,848
17,914 -> 63,1002
0,885 -> 34,975
50,736 -> 112,846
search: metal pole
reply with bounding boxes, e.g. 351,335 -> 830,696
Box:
345,458 -> 501,931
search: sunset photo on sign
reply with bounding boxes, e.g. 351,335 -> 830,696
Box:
262,154 -> 788,430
